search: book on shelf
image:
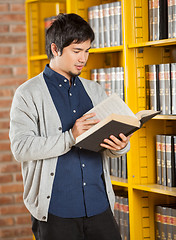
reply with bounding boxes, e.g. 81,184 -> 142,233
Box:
156,135 -> 162,185
171,63 -> 176,114
156,134 -> 176,187
148,0 -> 168,41
114,191 -> 130,240
161,135 -> 167,186
75,93 -> 160,152
145,62 -> 176,115
155,205 -> 176,240
91,67 -> 124,98
88,2 -> 122,48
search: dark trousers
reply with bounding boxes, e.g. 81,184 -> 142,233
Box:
31,207 -> 121,240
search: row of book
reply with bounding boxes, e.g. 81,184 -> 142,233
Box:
114,192 -> 130,240
156,135 -> 176,187
145,63 -> 176,115
155,204 -> 176,240
148,0 -> 168,41
149,0 -> 176,41
88,2 -> 122,49
91,67 -> 124,99
109,155 -> 127,179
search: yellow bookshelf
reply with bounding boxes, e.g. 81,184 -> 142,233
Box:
26,0 -> 176,239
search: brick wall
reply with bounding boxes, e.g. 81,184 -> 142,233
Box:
0,0 -> 33,239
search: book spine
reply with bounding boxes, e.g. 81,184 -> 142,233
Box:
88,7 -> 94,47
114,1 -> 121,46
156,135 -> 162,185
161,135 -> 167,186
105,68 -> 111,96
97,68 -> 106,89
122,154 -> 127,179
174,136 -> 176,187
155,206 -> 162,239
153,0 -> 160,40
159,0 -> 168,39
159,64 -> 166,114
149,0 -> 153,41
171,63 -> 176,114
160,206 -> 168,240
172,208 -> 176,240
123,197 -> 130,240
114,195 -> 120,225
93,6 -> 99,48
120,67 -> 124,101
119,196 -> 124,239
168,0 -> 173,38
109,2 -> 115,47
164,63 -> 171,115
91,69 -> 98,82
166,207 -> 172,240
165,135 -> 172,187
110,67 -> 116,94
145,65 -> 150,109
115,67 -> 121,97
99,5 -> 105,48
103,3 -> 110,48
118,155 -> 122,178
148,64 -> 158,111
173,0 -> 176,37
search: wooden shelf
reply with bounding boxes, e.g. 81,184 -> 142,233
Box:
110,176 -> 128,187
128,38 -> 176,49
89,45 -> 123,54
133,184 -> 176,197
153,115 -> 176,120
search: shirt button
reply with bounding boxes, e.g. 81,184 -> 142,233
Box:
83,182 -> 86,186
69,93 -> 72,96
82,164 -> 85,168
74,83 -> 76,86
73,110 -> 76,113
59,84 -> 62,87
64,79 -> 67,82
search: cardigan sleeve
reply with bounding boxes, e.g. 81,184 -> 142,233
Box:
9,88 -> 75,163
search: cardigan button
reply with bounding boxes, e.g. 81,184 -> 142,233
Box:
58,127 -> 62,131
50,172 -> 54,176
42,216 -> 46,220
47,196 -> 50,199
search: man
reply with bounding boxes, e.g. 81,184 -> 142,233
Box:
9,13 -> 131,240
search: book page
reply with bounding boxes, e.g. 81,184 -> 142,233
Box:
86,93 -> 137,120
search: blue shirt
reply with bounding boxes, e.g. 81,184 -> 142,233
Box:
43,64 -> 109,218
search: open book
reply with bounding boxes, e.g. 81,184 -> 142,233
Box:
75,93 -> 160,152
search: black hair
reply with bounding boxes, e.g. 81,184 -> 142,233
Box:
45,13 -> 95,59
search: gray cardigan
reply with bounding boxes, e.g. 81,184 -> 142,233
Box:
9,73 -> 130,221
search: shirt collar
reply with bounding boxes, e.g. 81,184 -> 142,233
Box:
43,64 -> 78,89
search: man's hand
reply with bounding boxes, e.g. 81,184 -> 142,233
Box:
100,133 -> 132,151
72,113 -> 99,140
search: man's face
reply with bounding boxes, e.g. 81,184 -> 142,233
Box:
52,39 -> 91,80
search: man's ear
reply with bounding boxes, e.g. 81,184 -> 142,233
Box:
51,43 -> 60,57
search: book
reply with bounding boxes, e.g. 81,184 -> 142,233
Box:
161,135 -> 167,186
171,63 -> 176,114
168,0 -> 173,38
75,93 -> 160,152
156,135 -> 162,185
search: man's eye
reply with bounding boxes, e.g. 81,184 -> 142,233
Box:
74,51 -> 79,53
